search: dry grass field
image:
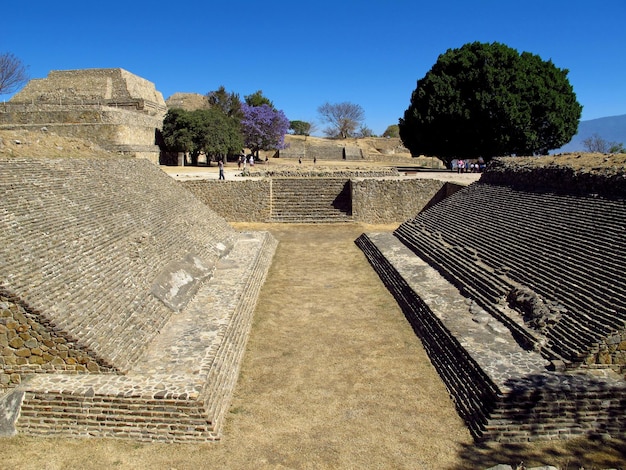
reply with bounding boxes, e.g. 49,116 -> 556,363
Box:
1,224 -> 625,469
1,131 -> 625,468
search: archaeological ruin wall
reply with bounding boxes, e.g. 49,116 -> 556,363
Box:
0,156 -> 276,441
0,69 -> 167,163
181,175 -> 451,224
357,156 -> 626,442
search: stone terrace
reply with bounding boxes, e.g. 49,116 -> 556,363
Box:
277,141 -> 362,161
0,157 -> 276,441
269,178 -> 352,223
357,157 -> 626,442
0,69 -> 167,162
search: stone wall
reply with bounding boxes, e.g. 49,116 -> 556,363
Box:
277,142 -> 363,161
357,229 -> 626,443
0,293 -> 111,388
482,156 -> 626,197
357,157 -> 626,442
180,177 -> 452,224
182,179 -> 273,222
351,178 -> 449,224
0,69 -> 166,163
0,157 -> 238,388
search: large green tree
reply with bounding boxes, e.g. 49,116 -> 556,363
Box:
206,86 -> 243,120
289,120 -> 312,136
162,108 -> 243,165
244,90 -> 274,109
399,42 -> 582,166
382,124 -> 399,138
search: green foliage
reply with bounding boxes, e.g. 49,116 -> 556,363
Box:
206,86 -> 243,119
162,109 -> 196,154
382,124 -> 399,138
245,90 -> 274,109
399,42 -> 582,166
289,120 -> 312,136
162,108 -> 243,165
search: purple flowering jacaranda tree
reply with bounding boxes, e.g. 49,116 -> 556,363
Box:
241,103 -> 290,158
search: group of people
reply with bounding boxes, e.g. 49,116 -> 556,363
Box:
237,153 -> 255,169
216,153 -> 254,180
453,157 -> 485,173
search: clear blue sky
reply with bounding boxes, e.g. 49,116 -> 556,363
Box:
2,0 -> 625,136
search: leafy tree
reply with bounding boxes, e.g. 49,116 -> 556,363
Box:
583,133 -> 625,153
162,108 -> 196,161
382,124 -> 399,138
162,108 -> 243,165
289,120 -> 312,136
399,42 -> 582,166
0,52 -> 29,95
245,90 -> 274,109
318,102 -> 365,139
206,86 -> 243,119
241,103 -> 290,157
197,108 -> 244,161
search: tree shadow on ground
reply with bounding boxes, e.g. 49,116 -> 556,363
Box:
452,436 -> 626,469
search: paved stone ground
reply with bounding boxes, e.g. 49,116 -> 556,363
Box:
160,160 -> 482,185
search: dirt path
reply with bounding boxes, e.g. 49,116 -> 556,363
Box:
1,224 -> 624,469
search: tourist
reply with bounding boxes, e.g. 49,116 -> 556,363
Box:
249,155 -> 254,166
218,159 -> 225,180
457,159 -> 464,173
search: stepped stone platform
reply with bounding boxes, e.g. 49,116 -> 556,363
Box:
0,157 -> 276,441
0,69 -> 166,163
269,178 -> 352,223
356,157 -> 626,442
277,141 -> 362,161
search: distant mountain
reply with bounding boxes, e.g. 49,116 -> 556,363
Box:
555,114 -> 626,153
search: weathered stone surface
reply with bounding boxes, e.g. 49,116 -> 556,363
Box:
150,253 -> 216,312
0,156 -> 238,379
357,158 -> 626,442
0,156 -> 276,442
181,176 -> 451,224
0,68 -> 166,162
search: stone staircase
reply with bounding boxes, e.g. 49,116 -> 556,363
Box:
269,178 -> 352,223
357,177 -> 626,442
394,183 -> 626,366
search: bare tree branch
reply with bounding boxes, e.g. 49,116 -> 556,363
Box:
317,102 -> 365,139
0,52 -> 29,95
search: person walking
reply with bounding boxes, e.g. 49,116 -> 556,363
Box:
218,159 -> 225,180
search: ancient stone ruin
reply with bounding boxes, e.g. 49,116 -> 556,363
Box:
0,69 -> 166,163
277,139 -> 363,161
1,72 -> 625,444
0,157 -> 276,441
357,157 -> 626,442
